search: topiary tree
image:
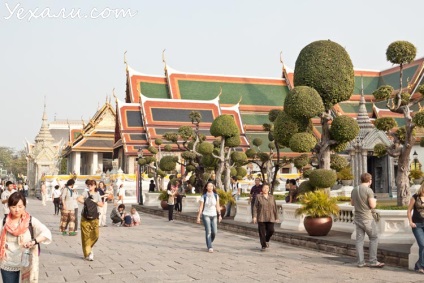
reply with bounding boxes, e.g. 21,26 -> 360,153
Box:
275,40 -> 358,170
372,40 -> 422,206
330,154 -> 349,172
209,114 -> 242,191
308,169 -> 337,189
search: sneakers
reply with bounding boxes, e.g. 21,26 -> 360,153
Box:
208,248 -> 214,253
88,251 -> 94,261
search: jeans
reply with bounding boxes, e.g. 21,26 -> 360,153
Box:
1,269 -> 20,283
202,214 -> 217,249
258,222 -> 275,248
412,222 -> 424,269
168,204 -> 175,221
175,196 -> 182,212
355,219 -> 379,264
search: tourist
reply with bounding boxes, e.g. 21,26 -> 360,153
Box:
1,181 -> 16,218
51,185 -> 61,215
224,176 -> 240,217
252,184 -> 279,251
77,179 -> 103,261
249,178 -> 263,217
23,182 -> 29,197
196,182 -> 222,253
0,192 -> 52,282
110,204 -> 126,226
149,180 -> 156,192
174,180 -> 184,213
130,207 -> 141,226
351,172 -> 384,268
117,184 -> 124,204
16,183 -> 23,195
97,181 -> 108,227
60,179 -> 77,236
72,186 -> 79,233
407,182 -> 424,273
105,185 -> 114,203
167,182 -> 178,221
286,179 -> 298,203
40,183 -> 47,206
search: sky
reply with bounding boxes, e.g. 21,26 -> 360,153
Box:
1,0 -> 424,150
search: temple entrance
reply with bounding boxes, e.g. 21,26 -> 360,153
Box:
367,155 -> 391,197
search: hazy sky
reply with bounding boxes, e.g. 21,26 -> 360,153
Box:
2,0 -> 424,150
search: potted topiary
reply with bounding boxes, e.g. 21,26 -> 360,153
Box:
410,169 -> 424,185
337,167 -> 354,186
216,189 -> 235,216
295,190 -> 340,236
158,190 -> 169,210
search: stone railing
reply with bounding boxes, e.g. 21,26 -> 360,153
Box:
234,198 -> 252,223
280,203 -> 305,231
330,185 -> 354,197
182,195 -> 202,213
144,192 -> 161,207
332,204 -> 354,233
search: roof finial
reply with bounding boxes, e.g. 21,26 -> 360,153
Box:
124,51 -> 128,71
81,116 -> 85,128
113,88 -> 117,102
217,86 -> 222,99
162,49 -> 168,75
280,51 -> 293,90
237,96 -> 242,104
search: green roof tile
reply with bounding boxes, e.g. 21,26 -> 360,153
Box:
353,76 -> 380,95
241,114 -> 270,126
140,82 -> 169,99
379,65 -> 418,89
339,102 -> 373,114
178,81 -> 288,106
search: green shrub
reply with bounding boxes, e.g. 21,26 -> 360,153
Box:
303,169 -> 312,178
284,86 -> 324,119
330,115 -> 359,143
309,169 -> 337,188
337,167 -> 354,180
330,154 -> 349,172
289,133 -> 316,153
413,111 -> 424,127
295,190 -> 340,217
336,196 -> 351,202
372,85 -> 394,101
409,169 -> 423,179
386,41 -> 417,65
159,156 -> 178,171
297,180 -> 315,195
158,190 -> 168,201
293,154 -> 309,170
198,142 -> 214,155
216,189 -> 235,206
374,143 -> 387,157
374,117 -> 397,132
210,115 -> 239,138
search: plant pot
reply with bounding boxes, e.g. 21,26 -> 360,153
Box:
160,201 -> 169,210
303,216 -> 333,236
413,178 -> 423,185
220,206 -> 226,217
341,180 -> 353,186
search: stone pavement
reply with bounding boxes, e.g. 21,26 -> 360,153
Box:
22,198 -> 424,283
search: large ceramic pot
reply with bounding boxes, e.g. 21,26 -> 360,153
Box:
303,216 -> 333,236
413,178 -> 423,185
160,201 -> 169,210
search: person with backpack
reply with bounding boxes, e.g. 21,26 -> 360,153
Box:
0,192 -> 52,283
77,179 -> 103,261
60,179 -> 77,236
196,182 -> 222,253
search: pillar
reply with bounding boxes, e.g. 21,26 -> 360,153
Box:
92,152 -> 98,175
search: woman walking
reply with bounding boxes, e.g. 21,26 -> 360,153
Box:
51,185 -> 61,215
167,182 -> 178,221
0,192 -> 52,283
196,182 -> 222,253
408,183 -> 424,273
253,184 -> 279,251
97,181 -> 108,227
60,179 -> 77,236
77,179 -> 103,261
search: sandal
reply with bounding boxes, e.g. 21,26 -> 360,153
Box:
416,268 -> 424,274
369,261 -> 385,268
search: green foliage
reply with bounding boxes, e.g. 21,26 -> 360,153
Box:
330,142 -> 349,153
394,92 -> 410,106
198,142 -> 214,155
164,145 -> 172,152
147,173 -> 155,178
178,126 -> 194,141
372,85 -> 393,101
386,41 -> 417,65
373,143 -> 387,158
262,123 -> 272,132
230,167 -> 237,177
245,148 -> 257,158
337,167 -> 354,180
225,135 -> 241,147
158,190 -> 168,201
186,165 -> 196,172
216,189 -> 235,206
330,115 -> 359,143
395,126 -> 415,143
231,151 -> 247,164
268,142 -> 275,150
293,154 -> 309,170
293,40 -> 354,110
297,180 -> 315,195
154,138 -> 163,146
309,169 -> 337,188
330,154 -> 349,172
257,152 -> 270,162
148,146 -> 158,154
303,169 -> 312,178
413,111 -> 424,127
274,111 -> 302,147
236,167 -> 247,178
420,137 -> 424,147
189,111 -> 202,124
210,115 -> 239,138
336,196 -> 351,202
409,169 -> 423,179
181,151 -> 197,160
268,132 -> 274,142
202,154 -> 218,168
375,204 -> 408,210
374,117 -> 397,132
252,138 -> 262,147
159,156 -> 178,171
268,109 -> 282,122
157,169 -> 167,178
163,132 -> 178,143
418,85 -> 424,95
295,190 -> 340,218
289,132 -> 316,153
284,86 -> 324,119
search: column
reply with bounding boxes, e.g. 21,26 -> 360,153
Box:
74,152 -> 81,175
92,152 -> 98,175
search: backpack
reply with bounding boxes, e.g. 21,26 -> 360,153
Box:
83,193 -> 99,220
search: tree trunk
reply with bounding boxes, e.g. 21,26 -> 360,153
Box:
319,113 -> 331,170
215,139 -> 225,190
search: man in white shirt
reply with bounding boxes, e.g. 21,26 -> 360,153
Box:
1,181 -> 16,217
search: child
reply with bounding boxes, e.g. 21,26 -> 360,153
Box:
131,207 -> 141,226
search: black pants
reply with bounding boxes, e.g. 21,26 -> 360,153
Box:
258,222 -> 275,248
175,196 -> 183,212
168,204 -> 175,220
74,208 -> 78,232
53,198 -> 60,215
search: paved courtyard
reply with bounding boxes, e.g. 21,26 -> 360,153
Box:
23,198 -> 423,283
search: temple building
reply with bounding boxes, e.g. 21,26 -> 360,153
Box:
62,100 -> 116,175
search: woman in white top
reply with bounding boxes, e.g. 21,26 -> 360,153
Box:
0,192 -> 52,283
196,182 -> 222,253
51,185 -> 62,215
